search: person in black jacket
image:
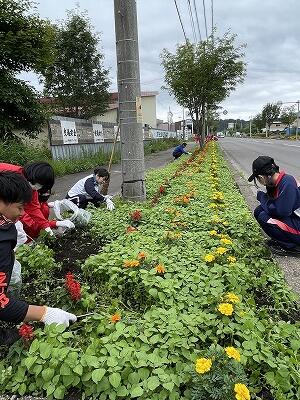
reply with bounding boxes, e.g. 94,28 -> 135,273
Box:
0,172 -> 76,345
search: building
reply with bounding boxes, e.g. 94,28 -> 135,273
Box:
95,91 -> 158,128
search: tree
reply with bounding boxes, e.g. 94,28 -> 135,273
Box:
43,11 -> 110,119
261,103 -> 281,137
280,105 -> 297,135
161,32 -> 246,147
0,0 -> 55,139
252,113 -> 264,134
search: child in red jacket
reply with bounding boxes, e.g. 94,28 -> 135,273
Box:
0,172 -> 76,345
0,162 -> 74,238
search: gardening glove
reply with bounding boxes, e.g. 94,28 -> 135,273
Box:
41,307 -> 77,326
48,201 -> 55,208
45,227 -> 54,236
56,220 -> 75,230
103,195 -> 113,200
106,198 -> 115,211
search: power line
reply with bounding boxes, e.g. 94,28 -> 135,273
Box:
192,0 -> 202,41
202,0 -> 208,39
187,0 -> 197,43
174,0 -> 188,43
211,0 -> 214,36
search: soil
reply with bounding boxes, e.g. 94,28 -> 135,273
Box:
257,387 -> 275,400
46,228 -> 106,274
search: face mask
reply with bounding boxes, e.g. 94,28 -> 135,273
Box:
30,183 -> 43,190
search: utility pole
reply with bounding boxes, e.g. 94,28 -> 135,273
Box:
114,0 -> 146,201
296,100 -> 299,140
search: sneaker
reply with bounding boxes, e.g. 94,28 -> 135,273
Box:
268,243 -> 300,257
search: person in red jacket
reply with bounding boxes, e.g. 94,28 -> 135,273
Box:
0,172 -> 76,345
0,162 -> 74,238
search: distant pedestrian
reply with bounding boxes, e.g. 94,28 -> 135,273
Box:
66,166 -> 115,210
172,143 -> 190,160
249,156 -> 300,256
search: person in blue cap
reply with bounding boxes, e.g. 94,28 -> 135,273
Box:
249,156 -> 300,256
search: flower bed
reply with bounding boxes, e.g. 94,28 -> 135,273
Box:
1,142 -> 299,399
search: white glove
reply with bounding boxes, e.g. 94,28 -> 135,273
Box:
48,202 -> 55,208
103,195 -> 113,200
15,221 -> 27,248
56,220 -> 75,229
45,227 -> 54,236
41,307 -> 77,326
106,198 -> 115,211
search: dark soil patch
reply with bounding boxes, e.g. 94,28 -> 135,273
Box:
250,286 -> 275,309
47,228 -> 106,273
279,303 -> 300,323
257,387 -> 275,400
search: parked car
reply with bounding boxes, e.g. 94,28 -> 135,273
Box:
217,132 -> 225,138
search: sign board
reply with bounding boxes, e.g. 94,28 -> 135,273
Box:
92,123 -> 104,143
136,96 -> 143,123
60,120 -> 78,144
228,122 -> 235,129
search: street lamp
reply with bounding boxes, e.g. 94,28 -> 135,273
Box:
277,100 -> 300,140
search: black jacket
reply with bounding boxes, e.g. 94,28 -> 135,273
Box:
0,217 -> 28,323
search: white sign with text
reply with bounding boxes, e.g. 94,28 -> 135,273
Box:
92,123 -> 104,143
60,120 -> 78,144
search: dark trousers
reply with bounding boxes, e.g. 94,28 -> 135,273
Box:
173,153 -> 182,160
254,205 -> 300,249
0,327 -> 20,346
66,194 -> 100,209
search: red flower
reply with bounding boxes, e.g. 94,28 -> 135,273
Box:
126,226 -> 137,233
131,210 -> 142,221
65,272 -> 81,301
159,185 -> 165,194
19,323 -> 34,342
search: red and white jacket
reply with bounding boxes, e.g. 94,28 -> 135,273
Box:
0,163 -> 57,238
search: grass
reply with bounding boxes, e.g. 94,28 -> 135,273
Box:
0,138 -> 182,176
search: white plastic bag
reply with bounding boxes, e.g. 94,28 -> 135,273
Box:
53,199 -> 91,227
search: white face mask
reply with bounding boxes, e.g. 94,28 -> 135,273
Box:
29,183 -> 43,190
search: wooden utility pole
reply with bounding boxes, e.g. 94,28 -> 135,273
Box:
114,0 -> 146,201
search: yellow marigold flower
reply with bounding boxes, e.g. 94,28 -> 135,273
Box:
110,313 -> 121,323
223,221 -> 229,226
195,358 -> 212,374
204,254 -> 215,263
209,203 -> 218,208
137,252 -> 146,260
216,247 -> 228,255
227,256 -> 237,263
218,303 -> 234,316
225,292 -> 240,304
209,230 -> 218,236
234,383 -> 250,400
156,264 -> 166,274
225,346 -> 241,361
221,238 -> 232,245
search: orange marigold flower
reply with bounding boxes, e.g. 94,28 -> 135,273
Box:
138,252 -> 147,259
126,226 -> 137,233
123,259 -> 140,268
155,264 -> 166,274
111,313 -> 121,323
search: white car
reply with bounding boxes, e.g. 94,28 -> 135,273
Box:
217,132 -> 225,138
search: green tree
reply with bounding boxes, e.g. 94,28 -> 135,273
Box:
43,11 -> 110,119
161,32 -> 246,147
261,103 -> 281,137
252,113 -> 264,134
280,105 -> 297,134
0,0 -> 55,139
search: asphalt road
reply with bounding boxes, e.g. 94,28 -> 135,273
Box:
219,137 -> 300,183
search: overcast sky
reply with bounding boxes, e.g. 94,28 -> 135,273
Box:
22,0 -> 300,122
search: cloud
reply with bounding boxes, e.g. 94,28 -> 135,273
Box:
21,0 -> 300,121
